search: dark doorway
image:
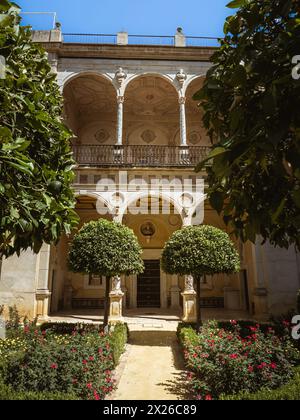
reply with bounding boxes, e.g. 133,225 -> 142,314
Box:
137,260 -> 161,308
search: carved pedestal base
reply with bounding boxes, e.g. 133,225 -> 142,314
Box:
181,291 -> 197,323
109,278 -> 124,324
35,290 -> 51,322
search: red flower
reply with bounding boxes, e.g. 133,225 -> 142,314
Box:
248,366 -> 254,373
270,363 -> 277,370
50,363 -> 58,369
249,326 -> 258,332
82,359 -> 88,365
230,320 -> 237,326
94,391 -> 100,400
87,383 -> 93,389
205,395 -> 213,400
89,356 -> 94,361
229,354 -> 238,360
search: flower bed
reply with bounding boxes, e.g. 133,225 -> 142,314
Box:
0,322 -> 128,400
178,321 -> 300,400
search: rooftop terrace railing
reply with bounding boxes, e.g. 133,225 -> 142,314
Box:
62,32 -> 220,47
62,33 -> 118,44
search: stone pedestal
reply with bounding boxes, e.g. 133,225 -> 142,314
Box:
181,275 -> 197,322
109,276 -> 124,324
36,290 -> 51,322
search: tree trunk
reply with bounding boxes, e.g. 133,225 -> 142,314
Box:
103,276 -> 111,327
196,275 -> 202,332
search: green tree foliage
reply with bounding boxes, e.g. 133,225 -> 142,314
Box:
0,1 -> 77,257
161,225 -> 240,329
68,219 -> 144,326
196,0 -> 300,250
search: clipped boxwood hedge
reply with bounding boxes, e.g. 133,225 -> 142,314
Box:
221,367 -> 300,400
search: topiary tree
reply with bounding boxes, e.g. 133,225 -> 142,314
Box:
196,0 -> 300,251
161,225 -> 240,330
68,219 -> 144,327
0,1 -> 77,258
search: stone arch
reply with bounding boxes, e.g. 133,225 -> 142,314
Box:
123,73 -> 180,146
117,191 -> 184,224
62,71 -> 115,91
183,76 -> 211,147
183,74 -> 206,96
124,72 -> 178,95
63,72 -> 118,144
74,192 -> 114,221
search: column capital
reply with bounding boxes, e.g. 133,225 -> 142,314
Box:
117,95 -> 125,104
179,96 -> 186,105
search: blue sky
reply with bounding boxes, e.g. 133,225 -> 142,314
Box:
18,0 -> 230,37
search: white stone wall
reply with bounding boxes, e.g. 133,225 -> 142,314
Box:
0,251 -> 39,318
254,240 -> 300,315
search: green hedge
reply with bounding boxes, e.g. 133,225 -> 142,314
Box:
221,368 -> 300,400
110,323 -> 129,365
0,381 -> 77,400
39,321 -> 128,367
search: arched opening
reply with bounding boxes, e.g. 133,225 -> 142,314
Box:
124,74 -> 179,146
184,77 -> 211,147
49,195 -> 112,314
63,73 -> 117,146
119,193 -> 183,311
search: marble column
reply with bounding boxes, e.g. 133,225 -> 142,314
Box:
116,96 -> 124,146
179,96 -> 187,147
109,276 -> 124,324
181,275 -> 197,322
35,244 -> 52,321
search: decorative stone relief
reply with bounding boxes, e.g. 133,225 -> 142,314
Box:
115,67 -> 127,87
189,131 -> 202,145
176,69 -> 187,87
185,275 -> 195,292
111,276 -> 123,294
95,128 -> 110,144
141,129 -> 157,144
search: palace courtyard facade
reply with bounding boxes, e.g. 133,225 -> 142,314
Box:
0,29 -> 299,322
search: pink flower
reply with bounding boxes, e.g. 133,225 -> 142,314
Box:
82,359 -> 88,365
87,383 -> 93,389
248,366 -> 254,373
270,363 -> 277,370
230,320 -> 237,326
50,363 -> 58,369
89,356 -> 94,361
205,395 -> 213,400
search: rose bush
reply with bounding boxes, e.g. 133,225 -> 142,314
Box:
179,321 -> 299,400
0,322 -> 127,400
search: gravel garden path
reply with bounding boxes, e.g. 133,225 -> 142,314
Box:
108,319 -> 190,401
